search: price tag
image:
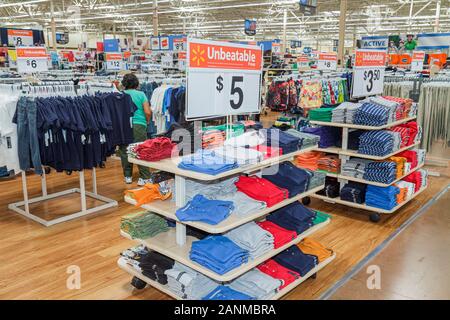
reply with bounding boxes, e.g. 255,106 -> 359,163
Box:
411,51 -> 425,72
16,47 -> 48,73
351,49 -> 387,98
105,53 -> 124,71
317,53 -> 337,71
173,37 -> 187,52
8,29 -> 34,47
186,38 -> 262,119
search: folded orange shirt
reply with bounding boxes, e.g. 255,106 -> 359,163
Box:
388,156 -> 407,179
125,183 -> 171,207
297,237 -> 334,263
295,151 -> 325,171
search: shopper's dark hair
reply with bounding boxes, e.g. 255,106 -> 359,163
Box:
122,73 -> 139,90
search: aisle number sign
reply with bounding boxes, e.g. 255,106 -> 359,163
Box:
16,47 -> 48,73
411,51 -> 425,72
352,49 -> 387,98
105,53 -> 124,71
317,53 -> 337,71
8,29 -> 34,47
186,38 -> 263,119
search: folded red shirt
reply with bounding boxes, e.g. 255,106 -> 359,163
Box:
257,259 -> 300,289
257,221 -> 297,248
235,175 -> 289,207
135,137 -> 177,162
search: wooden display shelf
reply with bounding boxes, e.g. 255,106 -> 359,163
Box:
121,219 -> 330,282
337,163 -> 424,187
311,186 -> 427,214
315,142 -> 420,161
117,257 -> 181,300
309,116 -> 416,131
128,145 -> 318,181
124,184 -> 325,234
270,253 -> 336,300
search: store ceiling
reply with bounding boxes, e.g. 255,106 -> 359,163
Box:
0,0 -> 448,44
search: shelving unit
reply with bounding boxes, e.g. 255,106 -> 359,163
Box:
119,144 -> 335,298
309,114 -> 426,222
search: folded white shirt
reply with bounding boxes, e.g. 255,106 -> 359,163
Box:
224,131 -> 265,148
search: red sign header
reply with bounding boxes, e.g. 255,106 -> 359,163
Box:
355,50 -> 387,67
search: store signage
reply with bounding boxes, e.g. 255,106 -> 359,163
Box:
272,42 -> 281,55
178,51 -> 186,71
410,51 -> 425,72
317,52 -> 337,71
173,37 -> 187,52
290,40 -> 302,49
361,36 -> 389,50
244,19 -> 257,36
303,47 -> 312,54
104,39 -> 119,52
123,51 -> 132,59
186,38 -> 262,119
160,36 -> 170,50
297,54 -> 309,69
8,29 -> 34,47
161,53 -> 173,68
16,47 -> 48,73
105,52 -> 124,71
151,37 -> 160,50
352,49 -> 387,98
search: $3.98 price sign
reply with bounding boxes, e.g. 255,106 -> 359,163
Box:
16,47 -> 48,73
186,39 -> 262,119
352,49 -> 387,98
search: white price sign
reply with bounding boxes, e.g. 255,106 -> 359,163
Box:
352,49 -> 387,98
178,51 -> 186,71
8,29 -> 34,47
317,53 -> 337,71
297,54 -> 310,69
161,53 -> 174,68
173,37 -> 187,52
106,53 -> 124,71
186,38 -> 263,119
411,51 -> 425,72
16,47 -> 48,73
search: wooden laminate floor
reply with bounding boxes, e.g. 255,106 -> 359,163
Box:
0,158 -> 449,300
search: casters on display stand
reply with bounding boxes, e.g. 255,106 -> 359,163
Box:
311,273 -> 317,279
302,197 -> 311,206
131,276 -> 147,290
44,167 -> 51,175
369,213 -> 381,223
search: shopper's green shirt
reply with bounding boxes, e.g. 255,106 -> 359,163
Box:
404,40 -> 417,51
124,89 -> 148,127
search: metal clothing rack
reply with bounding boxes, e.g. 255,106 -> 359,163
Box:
4,80 -> 118,226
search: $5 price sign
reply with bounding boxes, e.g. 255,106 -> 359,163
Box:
215,74 -> 245,110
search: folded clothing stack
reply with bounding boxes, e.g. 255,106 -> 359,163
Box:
201,129 -> 225,149
223,130 -> 265,148
344,102 -> 363,124
165,262 -> 219,300
236,175 -> 289,207
305,169 -> 326,189
317,177 -> 340,198
397,150 -> 418,169
317,155 -> 341,174
174,176 -> 238,202
331,103 -> 347,123
262,162 -> 310,197
403,169 -> 428,192
313,211 -> 331,225
395,181 -> 416,203
366,185 -> 400,210
214,191 -> 267,217
237,120 -> 264,132
358,130 -> 400,156
297,238 -> 334,263
302,126 -> 341,149
340,182 -> 367,204
363,161 -> 398,184
266,202 -> 316,235
273,245 -> 318,277
346,130 -> 365,150
309,107 -> 335,122
257,221 -> 297,249
285,129 -> 321,149
120,211 -> 169,239
224,222 -> 274,259
190,235 -> 249,275
260,128 -> 301,154
341,158 -> 371,178
251,145 -> 282,159
388,156 -> 407,178
138,250 -> 175,285
176,194 -> 234,225
178,149 -> 238,175
125,182 -> 172,207
213,145 -> 264,165
382,96 -> 413,120
228,269 -> 282,300
295,151 -> 324,171
390,126 -> 410,148
134,137 -> 177,161
257,259 -> 300,290
354,103 -> 391,126
363,96 -> 399,122
414,149 -> 426,165
202,285 -> 254,300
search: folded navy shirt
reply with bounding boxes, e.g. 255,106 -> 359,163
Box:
273,245 -> 318,277
266,202 -> 316,235
262,161 -> 310,197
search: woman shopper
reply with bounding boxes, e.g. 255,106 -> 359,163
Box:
119,73 -> 152,185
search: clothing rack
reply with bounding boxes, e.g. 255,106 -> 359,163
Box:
5,81 -> 118,226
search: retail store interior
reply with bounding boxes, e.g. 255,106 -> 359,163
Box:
0,0 -> 449,302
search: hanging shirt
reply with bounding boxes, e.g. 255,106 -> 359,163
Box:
0,94 -> 21,174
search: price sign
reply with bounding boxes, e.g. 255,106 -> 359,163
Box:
8,29 -> 34,47
178,51 -> 186,71
150,37 -> 160,50
297,54 -> 310,69
173,37 -> 187,52
16,47 -> 48,73
352,49 -> 387,98
105,53 -> 124,71
411,51 -> 425,72
317,53 -> 337,71
272,43 -> 281,55
186,38 -> 262,119
160,36 -> 170,51
161,53 -> 174,68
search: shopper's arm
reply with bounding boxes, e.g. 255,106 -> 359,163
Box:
143,101 -> 152,122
